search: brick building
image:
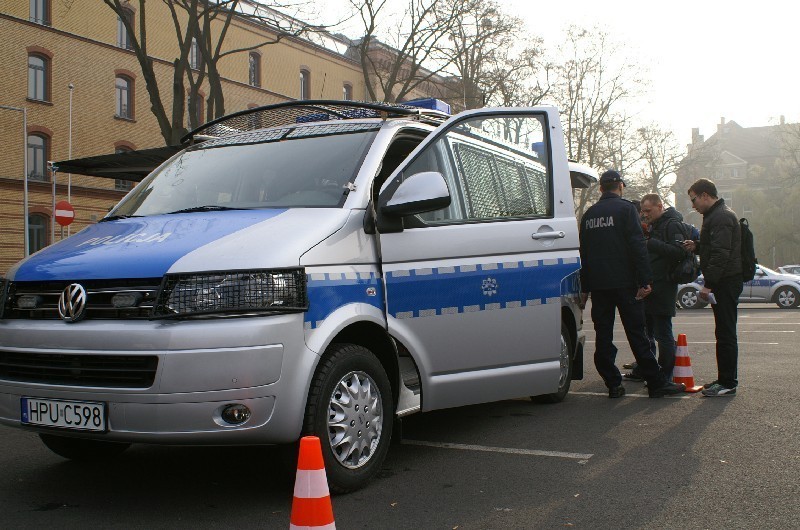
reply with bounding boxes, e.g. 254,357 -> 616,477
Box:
0,1 -> 384,274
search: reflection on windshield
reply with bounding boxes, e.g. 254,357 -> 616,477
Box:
110,130 -> 377,217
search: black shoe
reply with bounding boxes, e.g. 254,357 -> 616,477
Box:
703,380 -> 720,389
648,381 -> 686,398
623,371 -> 644,382
622,362 -> 638,370
608,385 -> 626,398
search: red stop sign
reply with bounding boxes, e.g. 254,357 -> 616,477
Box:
55,200 -> 75,226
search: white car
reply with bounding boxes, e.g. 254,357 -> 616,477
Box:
778,264 -> 800,275
677,264 -> 800,309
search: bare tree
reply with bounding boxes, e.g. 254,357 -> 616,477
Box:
104,0 -> 323,144
632,123 -> 683,200
104,0 -> 191,144
550,27 -> 646,216
348,0 -> 465,103
439,0 -> 521,109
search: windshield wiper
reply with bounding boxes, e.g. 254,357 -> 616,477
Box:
165,205 -> 246,215
98,214 -> 143,222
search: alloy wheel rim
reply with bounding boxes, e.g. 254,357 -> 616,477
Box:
327,370 -> 383,469
778,290 -> 795,307
682,291 -> 698,307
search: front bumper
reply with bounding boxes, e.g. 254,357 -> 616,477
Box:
0,314 -> 318,444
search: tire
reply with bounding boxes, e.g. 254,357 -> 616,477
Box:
532,322 -> 572,404
774,286 -> 800,309
39,433 -> 130,460
303,343 -> 393,494
677,287 -> 707,309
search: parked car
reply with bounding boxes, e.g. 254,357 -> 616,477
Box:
677,264 -> 800,309
0,100 -> 597,492
778,264 -> 800,275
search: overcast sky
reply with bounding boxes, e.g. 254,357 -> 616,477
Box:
322,0 -> 799,147
503,0 -> 799,145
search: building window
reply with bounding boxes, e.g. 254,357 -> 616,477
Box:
114,146 -> 134,191
343,83 -> 353,101
300,69 -> 310,100
28,54 -> 48,101
117,8 -> 134,50
115,76 -> 133,119
30,0 -> 50,25
27,133 -> 48,181
190,37 -> 201,70
28,213 -> 49,253
249,52 -> 261,87
186,93 -> 204,128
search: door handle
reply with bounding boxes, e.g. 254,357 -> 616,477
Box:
531,231 -> 566,240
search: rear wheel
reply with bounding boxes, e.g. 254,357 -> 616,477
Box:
677,287 -> 707,309
303,343 -> 393,493
775,286 -> 799,309
532,322 -> 572,404
39,433 -> 130,460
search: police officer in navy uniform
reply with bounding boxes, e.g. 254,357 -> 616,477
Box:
579,170 -> 685,398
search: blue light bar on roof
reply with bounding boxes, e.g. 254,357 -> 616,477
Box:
404,98 -> 451,114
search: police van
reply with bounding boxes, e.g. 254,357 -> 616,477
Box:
0,101 -> 596,492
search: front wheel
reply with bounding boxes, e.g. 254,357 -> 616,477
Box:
303,343 -> 393,494
39,433 -> 130,460
677,287 -> 708,309
531,322 -> 573,404
775,286 -> 800,309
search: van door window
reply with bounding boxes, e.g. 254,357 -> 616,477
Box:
399,114 -> 551,225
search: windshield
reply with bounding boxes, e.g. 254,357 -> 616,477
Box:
110,126 -> 378,217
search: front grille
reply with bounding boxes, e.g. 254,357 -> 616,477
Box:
0,351 -> 158,388
3,279 -> 161,320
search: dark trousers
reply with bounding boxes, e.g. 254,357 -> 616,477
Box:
646,313 -> 676,380
710,277 -> 743,388
591,288 -> 666,388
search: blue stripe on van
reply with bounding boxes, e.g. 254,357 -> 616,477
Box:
385,258 -> 579,319
13,209 -> 287,281
304,272 -> 384,329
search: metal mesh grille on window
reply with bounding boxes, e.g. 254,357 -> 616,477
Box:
155,270 -> 307,317
495,157 -> 533,217
524,166 -> 548,215
455,143 -> 503,219
189,102 -> 430,142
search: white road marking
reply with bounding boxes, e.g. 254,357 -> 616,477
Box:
569,391 -> 691,399
402,439 -> 593,461
584,340 -> 778,345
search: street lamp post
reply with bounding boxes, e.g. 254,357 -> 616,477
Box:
68,82 -> 74,236
0,104 -> 29,256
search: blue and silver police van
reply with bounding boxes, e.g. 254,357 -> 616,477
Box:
0,100 -> 596,491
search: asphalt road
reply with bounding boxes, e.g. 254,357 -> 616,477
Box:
1,305 -> 798,529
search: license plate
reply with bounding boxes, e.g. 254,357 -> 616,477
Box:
21,397 -> 107,432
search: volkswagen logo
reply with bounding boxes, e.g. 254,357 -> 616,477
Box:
58,284 -> 88,323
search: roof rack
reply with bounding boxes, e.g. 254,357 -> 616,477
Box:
181,100 -> 450,144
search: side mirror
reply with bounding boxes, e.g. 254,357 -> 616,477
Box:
381,171 -> 451,217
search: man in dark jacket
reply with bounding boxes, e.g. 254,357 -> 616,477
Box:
684,179 -> 742,397
579,170 -> 685,398
625,194 -> 686,382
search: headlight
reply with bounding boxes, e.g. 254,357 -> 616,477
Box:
153,269 -> 307,318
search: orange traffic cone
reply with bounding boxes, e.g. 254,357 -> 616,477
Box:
673,334 -> 703,392
290,436 -> 336,530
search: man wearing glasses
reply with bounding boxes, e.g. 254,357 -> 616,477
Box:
682,179 -> 742,397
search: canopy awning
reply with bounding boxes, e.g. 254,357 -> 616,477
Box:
54,145 -> 183,182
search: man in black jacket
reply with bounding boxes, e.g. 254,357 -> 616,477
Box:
625,194 -> 686,382
683,179 -> 742,396
579,170 -> 685,398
